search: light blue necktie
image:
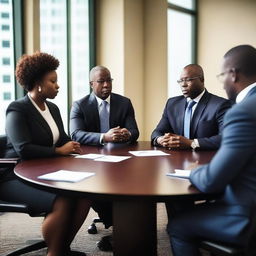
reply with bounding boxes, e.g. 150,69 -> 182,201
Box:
100,100 -> 109,133
183,100 -> 196,138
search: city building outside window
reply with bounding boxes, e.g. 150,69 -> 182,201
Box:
40,0 -> 92,131
0,0 -> 15,134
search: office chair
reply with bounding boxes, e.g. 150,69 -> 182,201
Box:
0,135 -> 47,256
200,209 -> 256,256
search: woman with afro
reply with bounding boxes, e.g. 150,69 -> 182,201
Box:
1,52 -> 91,256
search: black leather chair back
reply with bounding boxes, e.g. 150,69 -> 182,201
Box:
0,135 -> 7,158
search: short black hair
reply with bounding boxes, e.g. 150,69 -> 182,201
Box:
15,52 -> 59,91
224,45 -> 256,77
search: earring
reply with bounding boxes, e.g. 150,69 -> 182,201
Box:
38,86 -> 42,92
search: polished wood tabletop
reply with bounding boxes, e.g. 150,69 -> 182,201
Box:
14,141 -> 216,256
14,141 -> 215,200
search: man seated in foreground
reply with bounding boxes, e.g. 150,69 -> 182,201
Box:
168,45 -> 256,255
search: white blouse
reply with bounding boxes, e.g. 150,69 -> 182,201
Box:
28,94 -> 60,145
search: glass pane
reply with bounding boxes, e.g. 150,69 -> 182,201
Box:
70,0 -> 90,101
168,9 -> 193,97
168,0 -> 195,10
40,0 -> 68,131
0,0 -> 15,134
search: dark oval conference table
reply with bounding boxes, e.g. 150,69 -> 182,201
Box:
14,141 -> 217,256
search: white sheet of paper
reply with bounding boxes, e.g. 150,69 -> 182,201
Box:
75,153 -> 103,160
38,170 -> 95,182
166,169 -> 191,179
94,155 -> 131,162
129,150 -> 170,157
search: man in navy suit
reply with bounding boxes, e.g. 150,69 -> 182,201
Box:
70,65 -> 139,251
151,64 -> 231,150
168,45 -> 256,256
70,65 -> 139,146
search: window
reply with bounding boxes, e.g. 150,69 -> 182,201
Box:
3,74 -> 11,83
1,12 -> 9,18
167,0 -> 197,97
40,0 -> 93,131
2,57 -> 10,65
0,1 -> 22,134
1,24 -> 9,30
3,92 -> 11,100
2,40 -> 10,47
0,0 -> 17,134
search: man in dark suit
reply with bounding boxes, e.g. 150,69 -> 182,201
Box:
168,45 -> 256,256
70,65 -> 139,146
70,65 -> 139,251
151,64 -> 231,150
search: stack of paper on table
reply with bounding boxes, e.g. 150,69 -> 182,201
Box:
38,170 -> 95,182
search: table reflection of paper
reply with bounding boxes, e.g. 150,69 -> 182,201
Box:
94,155 -> 131,162
38,170 -> 95,182
166,169 -> 191,179
129,150 -> 170,157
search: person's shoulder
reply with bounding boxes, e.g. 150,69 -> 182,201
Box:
207,92 -> 229,103
236,94 -> 256,113
111,93 -> 131,103
166,95 -> 184,105
7,96 -> 28,112
73,94 -> 92,105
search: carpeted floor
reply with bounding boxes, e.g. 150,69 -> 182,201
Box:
0,203 -> 174,256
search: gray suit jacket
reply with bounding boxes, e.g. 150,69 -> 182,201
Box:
151,90 -> 231,149
189,87 -> 256,243
70,93 -> 139,145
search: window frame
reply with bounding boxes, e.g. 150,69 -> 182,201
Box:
167,0 -> 198,97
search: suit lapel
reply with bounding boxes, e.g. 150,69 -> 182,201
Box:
109,94 -> 116,127
24,95 -> 53,142
89,93 -> 101,131
178,99 -> 187,135
190,91 -> 210,138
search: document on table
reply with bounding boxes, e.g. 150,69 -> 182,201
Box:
75,153 -> 104,160
75,154 -> 131,162
166,169 -> 191,179
129,150 -> 170,157
38,170 -> 95,182
94,155 -> 131,162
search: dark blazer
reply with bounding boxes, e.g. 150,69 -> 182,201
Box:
151,90 -> 231,149
70,93 -> 139,145
5,94 -> 70,160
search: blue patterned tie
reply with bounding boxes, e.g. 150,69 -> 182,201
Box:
100,100 -> 109,133
183,100 -> 196,138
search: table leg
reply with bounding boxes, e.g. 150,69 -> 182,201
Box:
113,200 -> 157,256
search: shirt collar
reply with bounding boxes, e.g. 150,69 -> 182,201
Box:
236,82 -> 256,103
94,93 -> 111,106
187,89 -> 205,103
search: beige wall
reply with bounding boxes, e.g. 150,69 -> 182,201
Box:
23,0 -> 40,53
198,0 -> 256,98
96,0 -> 167,140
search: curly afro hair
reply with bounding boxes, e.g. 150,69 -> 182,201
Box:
15,52 -> 59,91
